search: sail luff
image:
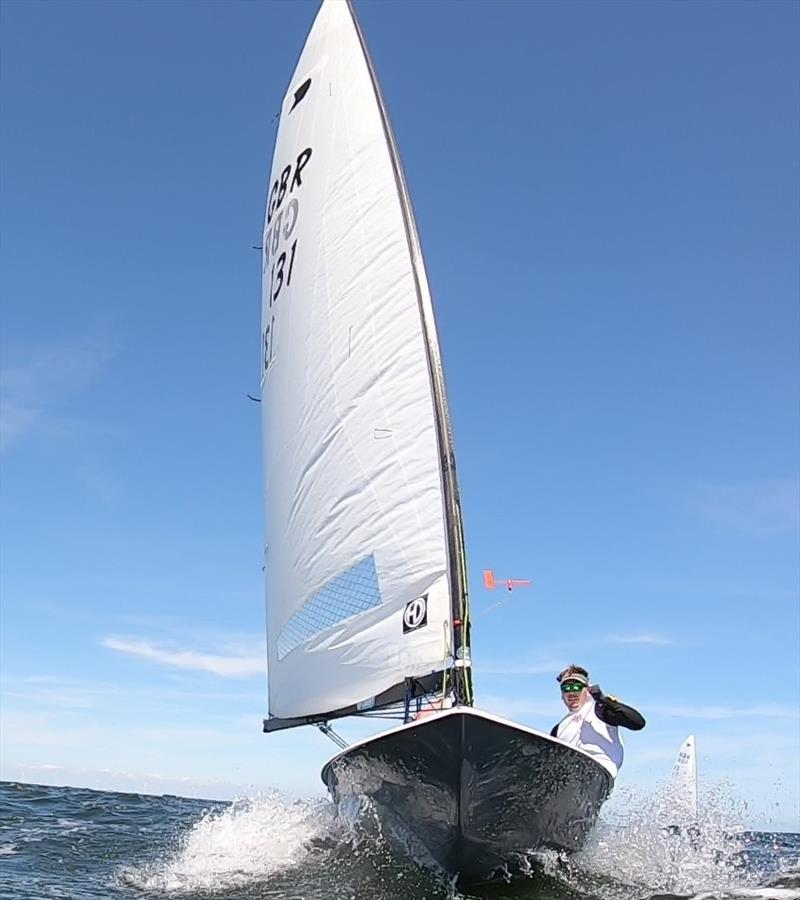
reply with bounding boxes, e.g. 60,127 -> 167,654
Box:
343,0 -> 473,705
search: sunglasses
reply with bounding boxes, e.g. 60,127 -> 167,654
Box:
560,681 -> 585,693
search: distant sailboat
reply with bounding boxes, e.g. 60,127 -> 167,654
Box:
259,0 -> 612,882
668,734 -> 699,825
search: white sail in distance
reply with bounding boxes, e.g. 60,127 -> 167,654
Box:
669,734 -> 699,822
260,0 -> 469,724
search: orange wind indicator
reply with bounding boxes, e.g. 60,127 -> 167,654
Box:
482,569 -> 531,593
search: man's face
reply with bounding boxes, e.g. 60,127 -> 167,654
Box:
561,679 -> 588,711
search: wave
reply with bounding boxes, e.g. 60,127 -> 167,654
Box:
119,791 -> 335,892
0,779 -> 784,900
528,785 -> 799,900
116,783 -> 798,900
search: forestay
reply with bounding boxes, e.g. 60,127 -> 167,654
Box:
260,0 -> 468,725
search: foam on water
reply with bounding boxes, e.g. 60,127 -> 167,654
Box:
694,891 -> 800,900
531,783 -> 799,900
121,791 -> 336,892
108,779 -> 797,899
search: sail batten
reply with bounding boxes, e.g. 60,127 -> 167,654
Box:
261,0 -> 470,724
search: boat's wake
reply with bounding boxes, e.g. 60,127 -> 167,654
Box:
119,791 -> 334,893
118,786 -> 798,900
528,785 -> 798,900
119,790 -> 457,898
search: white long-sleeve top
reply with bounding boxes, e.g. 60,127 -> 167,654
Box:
554,696 -> 624,778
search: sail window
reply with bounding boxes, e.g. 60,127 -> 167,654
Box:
276,554 -> 382,659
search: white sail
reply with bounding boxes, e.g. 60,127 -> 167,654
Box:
260,0 -> 466,723
669,734 -> 698,822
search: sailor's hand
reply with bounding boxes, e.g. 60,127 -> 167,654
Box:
591,684 -> 620,704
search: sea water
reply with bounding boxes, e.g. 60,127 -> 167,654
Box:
0,780 -> 797,900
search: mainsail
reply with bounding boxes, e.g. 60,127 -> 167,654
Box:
260,0 -> 470,729
669,734 -> 698,822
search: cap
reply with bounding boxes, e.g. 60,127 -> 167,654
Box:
556,667 -> 589,687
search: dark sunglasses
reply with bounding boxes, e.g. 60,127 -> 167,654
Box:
560,681 -> 585,693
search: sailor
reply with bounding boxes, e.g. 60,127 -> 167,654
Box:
550,664 -> 645,778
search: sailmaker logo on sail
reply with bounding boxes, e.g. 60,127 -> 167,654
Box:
403,596 -> 428,633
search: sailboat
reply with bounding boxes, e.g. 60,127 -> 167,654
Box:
259,0 -> 612,881
669,734 -> 699,825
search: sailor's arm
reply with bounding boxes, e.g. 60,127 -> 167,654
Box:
589,685 -> 645,730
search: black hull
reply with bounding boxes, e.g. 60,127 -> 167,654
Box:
321,708 -> 612,882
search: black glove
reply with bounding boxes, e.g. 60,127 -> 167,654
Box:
590,686 -> 644,729
591,684 -> 620,703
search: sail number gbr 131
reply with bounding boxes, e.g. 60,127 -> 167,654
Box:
262,147 -> 313,377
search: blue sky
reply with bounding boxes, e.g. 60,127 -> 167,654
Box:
1,0 -> 798,830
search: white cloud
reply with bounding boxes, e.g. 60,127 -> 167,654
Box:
3,674 -> 263,711
634,575 -> 798,604
474,695 -> 800,728
479,636 -> 673,675
3,679 -> 108,710
607,632 -> 672,646
0,760 -> 307,803
0,332 -> 116,451
102,637 -> 265,678
475,694 -> 557,720
0,708 -> 328,798
6,762 -> 237,795
479,659 -> 563,676
0,708 -> 265,753
0,404 -> 40,450
691,478 -> 800,537
649,703 -> 799,720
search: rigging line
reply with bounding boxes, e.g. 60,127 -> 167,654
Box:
441,619 -> 450,704
317,722 -> 348,749
458,540 -> 473,705
354,713 -> 405,721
